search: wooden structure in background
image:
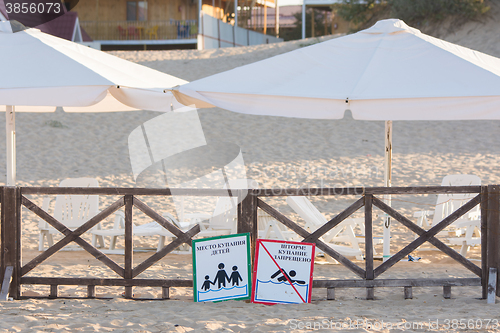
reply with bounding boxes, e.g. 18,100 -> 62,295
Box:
76,0 -> 199,23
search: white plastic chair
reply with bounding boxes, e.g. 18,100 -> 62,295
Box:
287,196 -> 369,259
447,219 -> 481,256
90,210 -> 127,253
38,178 -> 104,251
413,174 -> 481,256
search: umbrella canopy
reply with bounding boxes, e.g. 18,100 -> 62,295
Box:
0,20 -> 188,185
0,21 -> 187,110
172,18 -> 500,261
173,19 -> 500,121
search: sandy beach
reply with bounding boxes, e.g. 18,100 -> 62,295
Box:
2,7 -> 500,332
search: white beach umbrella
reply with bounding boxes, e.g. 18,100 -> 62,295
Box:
0,21 -> 188,185
172,19 -> 500,260
174,19 -> 500,120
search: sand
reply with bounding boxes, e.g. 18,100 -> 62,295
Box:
2,8 -> 500,332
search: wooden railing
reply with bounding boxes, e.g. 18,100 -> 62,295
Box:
80,20 -> 198,41
1,185 -> 499,301
251,186 -> 493,300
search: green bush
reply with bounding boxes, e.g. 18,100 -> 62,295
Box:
333,0 -> 489,27
389,0 -> 489,22
333,0 -> 380,25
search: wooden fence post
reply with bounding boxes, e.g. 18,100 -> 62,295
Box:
238,190 -> 257,263
487,185 -> 500,297
124,195 -> 133,298
1,187 -> 21,299
481,185 -> 488,299
365,194 -> 374,300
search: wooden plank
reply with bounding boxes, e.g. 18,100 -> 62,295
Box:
255,187 -> 366,197
21,197 -> 125,277
404,286 -> 412,299
364,186 -> 481,195
443,286 -> 451,299
2,187 -> 19,299
481,186 -> 488,299
373,195 -> 482,278
254,186 -> 480,197
257,199 -> 366,278
49,285 -> 58,298
487,185 -> 500,297
124,195 -> 133,299
21,187 -> 229,196
133,197 -> 187,239
303,197 -> 364,243
312,278 -> 481,288
21,277 -> 193,288
20,186 -> 482,197
0,266 -> 13,301
365,195 -> 374,280
132,225 -> 200,278
87,285 -> 96,299
488,268 -> 497,304
162,287 -> 170,299
366,287 -> 374,300
326,287 -> 335,300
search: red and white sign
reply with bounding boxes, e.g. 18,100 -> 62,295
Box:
252,239 -> 315,305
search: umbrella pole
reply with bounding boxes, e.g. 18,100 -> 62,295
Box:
383,120 -> 392,262
6,105 -> 16,186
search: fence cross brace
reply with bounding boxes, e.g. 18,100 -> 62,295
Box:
257,198 -> 366,278
372,195 -> 482,278
21,196 -> 125,277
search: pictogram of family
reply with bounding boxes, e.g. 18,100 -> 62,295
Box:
202,263 -> 243,291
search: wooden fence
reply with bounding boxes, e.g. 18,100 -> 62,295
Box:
1,185 -> 499,301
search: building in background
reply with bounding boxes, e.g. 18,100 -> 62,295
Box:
76,0 -> 200,50
1,0 -> 284,50
76,0 -> 282,50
